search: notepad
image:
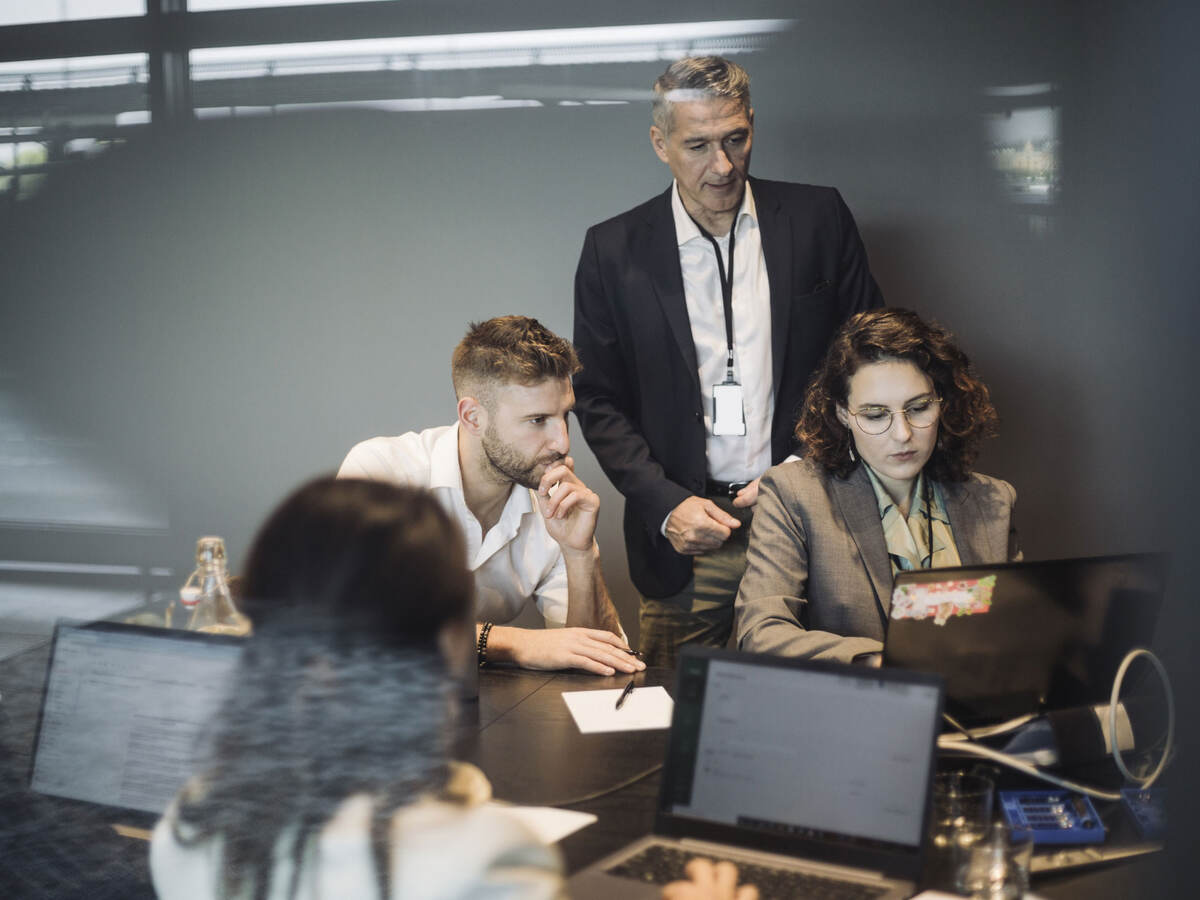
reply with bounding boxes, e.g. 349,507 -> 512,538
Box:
561,686 -> 673,734
488,804 -> 597,843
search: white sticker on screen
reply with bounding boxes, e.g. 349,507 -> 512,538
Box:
890,575 -> 997,625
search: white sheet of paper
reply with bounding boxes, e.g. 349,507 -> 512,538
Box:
486,803 -> 597,844
561,686 -> 674,733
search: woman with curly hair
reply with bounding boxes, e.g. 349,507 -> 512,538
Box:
734,308 -> 1020,663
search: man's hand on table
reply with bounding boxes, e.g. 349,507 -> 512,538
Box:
662,859 -> 758,900
665,496 -> 742,555
487,625 -> 645,676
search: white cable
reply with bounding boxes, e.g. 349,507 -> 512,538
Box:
937,739 -> 1124,801
935,646 -> 1175,802
1109,646 -> 1174,787
940,712 -> 1041,741
960,712 -> 1039,740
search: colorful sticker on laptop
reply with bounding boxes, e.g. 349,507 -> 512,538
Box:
890,575 -> 997,625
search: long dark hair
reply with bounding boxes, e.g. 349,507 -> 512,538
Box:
174,477 -> 473,900
795,308 -> 999,482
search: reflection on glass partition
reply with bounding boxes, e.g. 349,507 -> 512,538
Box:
0,382 -> 167,533
983,83 -> 1060,207
0,0 -> 143,28
0,53 -> 149,93
188,19 -> 793,116
0,54 -> 149,201
190,20 -> 793,78
0,583 -> 145,660
0,141 -> 48,198
0,19 -> 792,186
191,0 -> 392,9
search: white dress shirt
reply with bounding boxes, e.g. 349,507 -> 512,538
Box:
337,424 -> 568,627
671,180 -> 774,484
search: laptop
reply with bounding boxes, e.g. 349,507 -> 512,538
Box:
883,553 -> 1167,725
29,620 -> 244,825
568,646 -> 944,900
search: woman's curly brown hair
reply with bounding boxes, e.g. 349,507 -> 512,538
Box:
795,308 -> 998,483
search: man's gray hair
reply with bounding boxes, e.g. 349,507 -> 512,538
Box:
651,56 -> 751,134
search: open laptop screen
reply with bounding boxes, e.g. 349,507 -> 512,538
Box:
661,650 -> 942,859
884,553 -> 1167,723
30,621 -> 243,815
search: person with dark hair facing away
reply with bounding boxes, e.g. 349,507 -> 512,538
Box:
150,478 -> 756,900
735,308 -> 1020,663
339,316 -> 642,677
149,478 -> 560,898
573,56 -> 883,669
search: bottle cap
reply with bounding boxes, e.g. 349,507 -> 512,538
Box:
195,536 -> 227,566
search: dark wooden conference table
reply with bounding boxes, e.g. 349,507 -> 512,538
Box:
0,645 -> 1170,898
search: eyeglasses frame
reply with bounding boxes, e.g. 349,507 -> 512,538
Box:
846,396 -> 943,436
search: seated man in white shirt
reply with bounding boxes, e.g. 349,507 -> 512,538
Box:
338,315 -> 644,676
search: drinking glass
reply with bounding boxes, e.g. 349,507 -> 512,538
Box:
961,822 -> 1035,899
928,772 -> 995,891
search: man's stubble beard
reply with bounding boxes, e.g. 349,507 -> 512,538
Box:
481,426 -> 564,490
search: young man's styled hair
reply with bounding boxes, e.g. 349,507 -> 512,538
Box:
651,55 -> 752,135
450,315 -> 581,405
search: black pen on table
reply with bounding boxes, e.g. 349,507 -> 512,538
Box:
615,678 -> 636,710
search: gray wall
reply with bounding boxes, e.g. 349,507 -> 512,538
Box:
1,0 -> 1197,868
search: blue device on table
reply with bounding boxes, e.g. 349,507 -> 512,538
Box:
1000,790 -> 1106,845
1120,788 -> 1166,841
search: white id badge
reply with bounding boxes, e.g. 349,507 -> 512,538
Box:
712,382 -> 747,436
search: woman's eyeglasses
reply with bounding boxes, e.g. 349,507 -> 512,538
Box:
848,397 -> 942,435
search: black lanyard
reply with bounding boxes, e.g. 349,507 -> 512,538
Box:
922,476 -> 934,568
688,213 -> 737,381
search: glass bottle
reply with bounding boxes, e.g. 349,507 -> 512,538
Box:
179,536 -> 249,634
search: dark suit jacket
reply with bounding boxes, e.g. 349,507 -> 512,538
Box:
573,177 -> 883,597
734,460 -> 1021,663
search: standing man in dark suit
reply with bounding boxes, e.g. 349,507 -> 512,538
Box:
573,56 -> 884,667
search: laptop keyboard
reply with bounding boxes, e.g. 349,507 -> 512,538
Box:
605,844 -> 890,899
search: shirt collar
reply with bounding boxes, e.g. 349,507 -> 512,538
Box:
865,464 -> 918,520
863,464 -> 947,525
429,422 -> 466,493
429,421 -> 534,519
670,179 -> 758,248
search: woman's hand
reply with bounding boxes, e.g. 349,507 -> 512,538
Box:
661,858 -> 758,900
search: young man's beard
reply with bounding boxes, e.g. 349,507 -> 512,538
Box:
481,428 -> 564,489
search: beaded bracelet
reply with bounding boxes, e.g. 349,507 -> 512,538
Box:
476,621 -> 494,667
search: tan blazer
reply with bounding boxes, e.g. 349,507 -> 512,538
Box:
735,459 -> 1020,663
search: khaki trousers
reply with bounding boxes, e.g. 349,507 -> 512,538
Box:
637,496 -> 753,669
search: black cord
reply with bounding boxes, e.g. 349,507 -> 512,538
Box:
554,763 -> 664,808
923,474 -> 933,567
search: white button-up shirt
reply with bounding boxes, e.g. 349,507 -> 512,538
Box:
337,424 -> 568,627
672,180 -> 774,483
